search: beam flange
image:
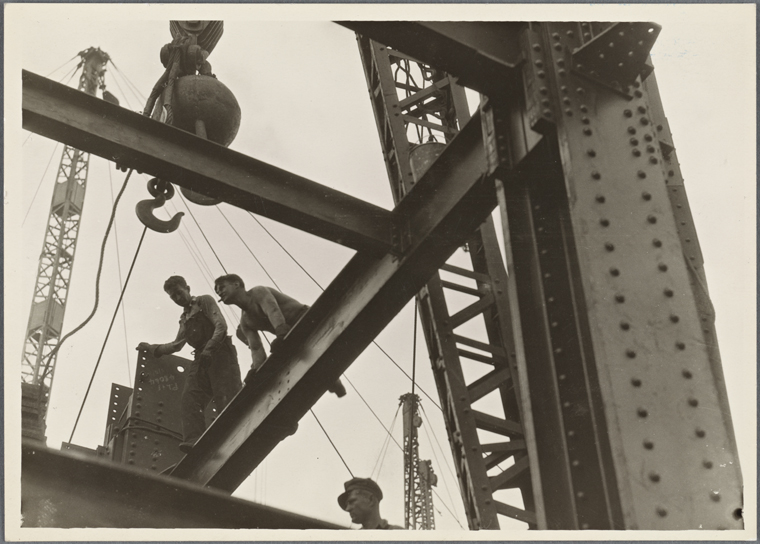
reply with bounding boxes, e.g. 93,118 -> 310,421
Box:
22,70 -> 395,254
170,111 -> 494,490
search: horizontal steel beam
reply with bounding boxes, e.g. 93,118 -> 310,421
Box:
21,441 -> 342,528
338,22 -> 526,95
22,70 -> 395,254
171,111 -> 494,490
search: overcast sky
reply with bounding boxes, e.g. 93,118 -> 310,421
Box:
6,3 -> 756,537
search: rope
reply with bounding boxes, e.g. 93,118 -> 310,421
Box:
310,409 -> 353,477
39,169 -> 133,383
109,60 -> 147,103
22,142 -> 60,224
44,54 -> 78,78
69,225 -> 148,442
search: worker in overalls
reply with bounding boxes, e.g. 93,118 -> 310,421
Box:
138,275 -> 242,453
213,273 -> 346,397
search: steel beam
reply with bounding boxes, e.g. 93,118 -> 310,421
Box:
21,441 -> 342,528
170,112 -> 494,490
21,70 -> 395,254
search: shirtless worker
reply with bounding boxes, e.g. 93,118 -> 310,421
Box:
214,274 -> 345,397
138,275 -> 242,453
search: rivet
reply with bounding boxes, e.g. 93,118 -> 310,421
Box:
668,170 -> 675,177
637,106 -> 647,114
572,459 -> 580,467
534,59 -> 544,68
595,194 -> 605,203
670,314 -> 679,323
581,117 -> 590,125
676,341 -> 686,350
532,44 -> 542,52
703,460 -> 713,469
644,134 -> 653,142
567,430 -> 576,438
544,272 -> 551,279
558,373 -> 566,381
682,369 -> 693,379
563,401 -> 571,408
562,97 -> 571,105
634,90 -> 643,98
710,492 -> 721,502
539,86 -> 549,95
637,408 -> 648,418
630,137 -> 639,146
652,238 -> 662,248
604,242 -> 615,252
649,156 -> 658,164
626,349 -> 636,358
576,88 -> 585,95
695,428 -> 706,438
543,109 -> 553,117
541,99 -> 551,107
631,378 -> 642,387
576,491 -> 585,499
548,296 -> 555,303
628,126 -> 637,134
591,171 -> 601,180
649,472 -> 661,482
657,124 -> 664,131
620,321 -> 630,330
537,70 -> 546,79
128,460 -> 135,465
580,104 -> 588,113
583,127 -> 592,135
633,149 -> 642,157
615,294 -> 625,303
647,215 -> 657,224
565,108 -> 573,116
642,191 -> 652,200
658,263 -> 668,271
554,44 -> 563,51
583,32 -> 591,39
610,267 -> 620,276
646,144 -> 656,153
581,523 -> 590,530
688,398 -> 699,407
656,507 -> 667,517
624,109 -> 633,118
643,440 -> 654,450
566,30 -> 575,37
560,85 -> 568,93
633,80 -> 640,88
554,347 -> 562,354
638,170 -> 647,179
558,69 -> 567,77
551,321 -> 558,328
600,218 -> 610,227
587,149 -> 597,157
664,288 -> 674,297
552,32 -> 561,41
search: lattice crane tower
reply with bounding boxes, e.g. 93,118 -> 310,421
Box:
21,47 -> 111,443
401,393 -> 437,530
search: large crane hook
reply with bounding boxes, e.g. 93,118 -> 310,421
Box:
136,178 -> 184,233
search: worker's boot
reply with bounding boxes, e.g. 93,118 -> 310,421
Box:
328,378 -> 347,398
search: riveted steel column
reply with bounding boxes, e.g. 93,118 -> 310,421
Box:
497,22 -> 742,529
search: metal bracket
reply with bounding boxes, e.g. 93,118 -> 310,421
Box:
391,218 -> 412,255
571,22 -> 661,97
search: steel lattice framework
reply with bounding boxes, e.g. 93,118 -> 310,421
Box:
21,47 -> 110,442
401,394 -> 436,530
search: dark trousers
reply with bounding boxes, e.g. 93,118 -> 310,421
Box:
181,337 -> 242,443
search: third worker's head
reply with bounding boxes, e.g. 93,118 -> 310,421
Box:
214,274 -> 245,304
164,275 -> 192,307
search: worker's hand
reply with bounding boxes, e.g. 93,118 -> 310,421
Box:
137,343 -> 158,358
274,323 -> 291,338
198,351 -> 213,366
235,325 -> 248,345
270,336 -> 284,353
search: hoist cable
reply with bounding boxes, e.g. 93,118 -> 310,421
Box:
107,163 -> 133,385
344,375 -> 403,452
418,407 -> 460,520
109,60 -> 147,103
310,409 -> 353,477
22,142 -> 60,224
217,207 -> 280,289
176,191 -> 227,274
105,71 -> 135,111
248,212 -> 442,411
39,169 -> 133,383
44,54 -> 78,78
69,225 -> 148,442
370,403 -> 401,479
166,200 -> 217,281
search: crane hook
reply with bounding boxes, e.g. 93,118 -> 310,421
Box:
136,178 -> 184,233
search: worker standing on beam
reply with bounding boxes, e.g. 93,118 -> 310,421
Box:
213,274 -> 346,397
138,276 -> 242,453
338,478 -> 404,530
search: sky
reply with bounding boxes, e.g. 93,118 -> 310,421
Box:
5,3 -> 756,537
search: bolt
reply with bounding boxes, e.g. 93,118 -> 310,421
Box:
642,192 -> 652,200
664,288 -> 674,297
653,238 -> 662,248
587,149 -> 597,157
624,109 -> 633,118
630,137 -> 639,146
610,267 -> 620,276
605,242 -> 615,252
583,127 -> 592,135
638,170 -> 647,179
703,460 -> 713,469
658,263 -> 668,271
595,194 -> 605,203
631,378 -> 642,387
633,149 -> 642,157
695,428 -> 706,438
615,294 -> 626,303
628,126 -> 637,134
656,507 -> 667,517
644,440 -> 654,450
626,349 -> 636,358
637,408 -> 648,418
688,398 -> 699,407
649,156 -> 658,164
620,321 -> 630,331
682,369 -> 693,379
649,472 -> 661,482
600,218 -> 610,227
592,171 -> 601,180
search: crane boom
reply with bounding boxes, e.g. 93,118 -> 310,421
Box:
21,47 -> 110,443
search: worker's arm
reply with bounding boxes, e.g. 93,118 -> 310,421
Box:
239,323 -> 267,371
251,286 -> 290,337
196,294 -> 228,355
137,322 -> 186,358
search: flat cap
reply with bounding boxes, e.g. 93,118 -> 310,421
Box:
338,477 -> 383,510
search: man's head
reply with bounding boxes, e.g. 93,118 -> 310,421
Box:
214,274 -> 245,304
164,276 -> 192,307
338,478 -> 383,527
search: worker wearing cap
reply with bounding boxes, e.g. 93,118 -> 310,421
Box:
338,477 -> 403,530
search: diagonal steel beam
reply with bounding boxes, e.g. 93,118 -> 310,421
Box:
338,22 -> 525,95
170,111 -> 495,491
21,70 -> 395,254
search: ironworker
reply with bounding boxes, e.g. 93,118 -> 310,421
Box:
138,275 -> 241,453
338,477 -> 403,530
213,274 -> 346,397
